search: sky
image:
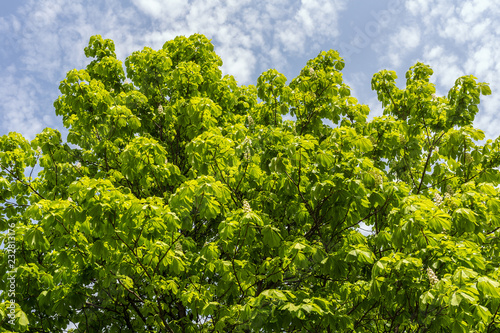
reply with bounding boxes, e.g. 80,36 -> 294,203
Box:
1,0 -> 499,142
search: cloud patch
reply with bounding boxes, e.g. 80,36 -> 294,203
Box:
1,0 -> 499,142
375,0 -> 500,139
0,70 -> 47,140
132,0 -> 189,20
0,0 -> 349,139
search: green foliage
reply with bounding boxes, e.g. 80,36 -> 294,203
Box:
2,33 -> 500,332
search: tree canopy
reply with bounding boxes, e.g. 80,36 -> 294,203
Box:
1,34 -> 500,332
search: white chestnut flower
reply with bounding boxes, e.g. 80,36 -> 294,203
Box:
247,115 -> 255,127
431,93 -> 437,100
76,162 -> 82,169
68,197 -> 73,203
36,147 -> 42,155
465,153 -> 473,164
158,104 -> 164,115
369,171 -> 383,187
244,150 -> 251,162
426,267 -> 439,286
433,193 -> 443,206
242,200 -> 252,213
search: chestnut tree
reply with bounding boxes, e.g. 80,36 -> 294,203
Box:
1,34 -> 500,332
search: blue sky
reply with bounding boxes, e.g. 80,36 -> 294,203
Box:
1,0 -> 499,141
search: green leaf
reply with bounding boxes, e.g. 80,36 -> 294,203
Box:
119,275 -> 134,289
317,151 -> 335,169
372,260 -> 387,278
370,276 -> 384,298
37,290 -> 51,308
117,117 -> 127,127
18,310 -> 29,326
354,137 -> 373,152
281,303 -> 300,313
453,268 -> 478,286
201,302 -> 219,316
262,225 -> 281,247
292,242 -> 306,251
91,240 -> 108,258
458,290 -> 477,303
479,84 -> 492,95
171,256 -> 185,274
420,290 -> 435,305
479,183 -> 497,195
261,289 -> 287,301
166,280 -> 179,294
452,320 -> 467,333
346,247 -> 374,264
428,209 -> 451,231
473,304 -> 492,322
450,292 -> 462,307
477,277 -> 500,298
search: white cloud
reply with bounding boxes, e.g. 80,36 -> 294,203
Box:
219,47 -> 256,84
459,0 -> 490,23
0,73 -> 46,140
398,26 -> 421,50
406,0 -> 430,15
439,17 -> 469,44
10,13 -> 21,32
5,0 -> 498,143
378,25 -> 421,68
281,0 -> 345,43
0,0 -> 147,138
428,1 -> 455,19
131,0 -> 189,20
465,45 -> 494,79
379,0 -> 500,139
476,94 -> 500,138
129,0 -> 348,84
421,46 -> 463,89
277,27 -> 306,54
